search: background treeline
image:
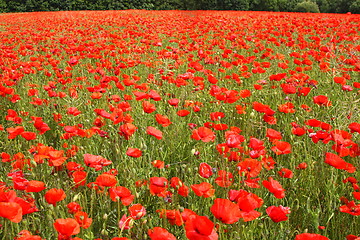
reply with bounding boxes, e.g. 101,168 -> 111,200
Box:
0,0 -> 359,13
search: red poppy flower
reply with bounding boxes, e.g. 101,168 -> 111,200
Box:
118,214 -> 133,230
133,91 -> 149,101
147,126 -> 163,140
74,211 -> 92,229
214,123 -> 228,131
262,177 -> 285,199
170,177 -> 183,189
148,227 -> 176,240
334,76 -> 346,85
32,117 -> 51,134
157,209 -> 183,226
271,141 -> 291,155
155,114 -> 172,127
292,126 -> 306,136
83,154 -> 112,171
214,170 -> 233,187
232,190 -> 263,222
177,109 -> 190,117
149,90 -> 161,101
237,158 -> 262,178
129,203 -> 146,220
199,162 -> 213,178
263,114 -> 277,125
324,152 -> 356,173
109,186 -> 134,206
339,199 -> 360,216
7,126 -> 24,139
249,137 -> 265,150
266,205 -> 291,222
149,177 -> 168,197
168,98 -> 179,107
296,162 -> 308,169
295,233 -> 329,240
0,202 -> 22,223
266,128 -> 282,141
45,188 -> 66,206
54,218 -> 80,237
305,119 -> 322,127
297,87 -> 311,96
235,105 -> 247,114
67,107 -> 81,116
210,198 -> 241,224
185,215 -> 218,240
126,148 -> 142,158
95,173 -> 117,187
20,131 -> 37,141
313,95 -> 331,106
278,168 -> 293,178
14,196 -> 38,215
5,109 -> 22,123
346,235 -> 360,240
349,122 -> 360,134
25,180 -> 46,192
252,101 -> 275,115
225,132 -> 245,148
240,89 -> 251,98
191,182 -> 215,198
151,160 -> 165,169
191,127 -> 215,142
14,230 -> 42,240
48,150 -> 67,167
142,100 -> 156,113
118,123 -> 137,140
180,208 -> 197,223
210,112 -> 225,121
72,171 -> 87,187
67,202 -> 82,214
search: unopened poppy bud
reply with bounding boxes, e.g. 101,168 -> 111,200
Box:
103,213 -> 108,220
128,218 -> 134,228
72,193 -> 80,202
30,159 -> 38,167
101,229 -> 108,235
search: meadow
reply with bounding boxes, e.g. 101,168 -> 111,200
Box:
0,10 -> 359,240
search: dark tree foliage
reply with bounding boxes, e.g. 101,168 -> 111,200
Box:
0,0 -> 357,13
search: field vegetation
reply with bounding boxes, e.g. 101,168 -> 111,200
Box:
0,10 -> 359,240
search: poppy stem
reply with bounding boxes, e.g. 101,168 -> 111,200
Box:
2,221 -> 7,240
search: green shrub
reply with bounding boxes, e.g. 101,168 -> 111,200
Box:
294,1 -> 320,13
349,0 -> 360,13
0,0 -> 7,12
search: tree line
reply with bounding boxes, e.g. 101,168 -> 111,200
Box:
0,0 -> 359,13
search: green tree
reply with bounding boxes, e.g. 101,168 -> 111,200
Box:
5,0 -> 28,12
327,0 -> 354,12
315,0 -> 330,12
250,0 -> 281,11
294,1 -> 320,12
0,0 -> 8,12
349,0 -> 360,13
223,0 -> 250,10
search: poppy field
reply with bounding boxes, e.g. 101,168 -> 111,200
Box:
0,10 -> 359,240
